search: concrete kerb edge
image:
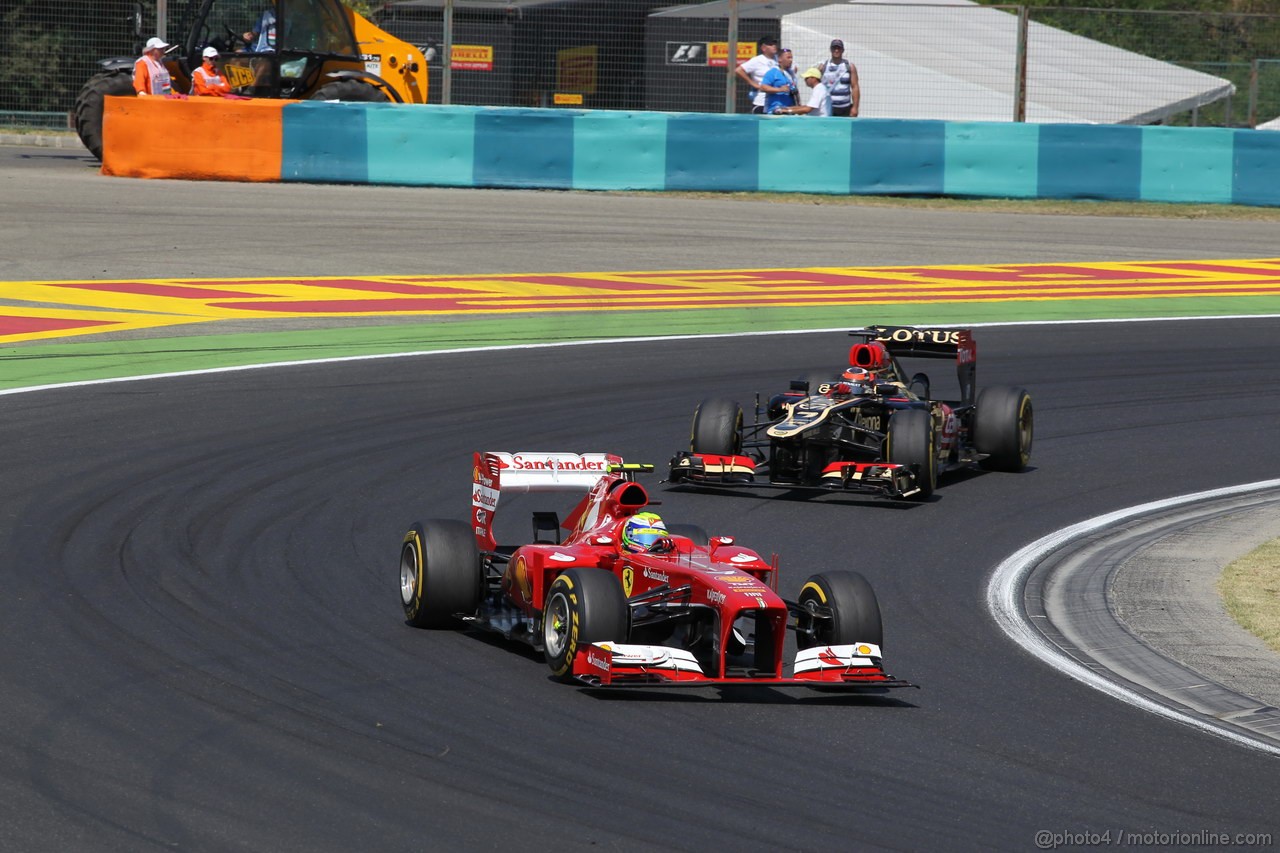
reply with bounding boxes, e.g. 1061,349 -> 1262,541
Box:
987,479 -> 1280,759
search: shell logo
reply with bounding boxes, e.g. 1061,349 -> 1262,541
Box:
514,556 -> 532,603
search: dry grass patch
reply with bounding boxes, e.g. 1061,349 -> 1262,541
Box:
1219,537 -> 1280,653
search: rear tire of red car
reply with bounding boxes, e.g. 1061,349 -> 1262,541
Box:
542,569 -> 629,682
796,571 -> 884,649
886,407 -> 936,500
400,520 -> 481,629
691,398 -> 743,456
975,386 -> 1033,472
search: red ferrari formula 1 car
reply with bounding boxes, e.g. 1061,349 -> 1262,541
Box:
668,325 -> 1033,501
399,451 -> 912,690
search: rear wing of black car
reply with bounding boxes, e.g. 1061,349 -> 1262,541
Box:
850,326 -> 976,405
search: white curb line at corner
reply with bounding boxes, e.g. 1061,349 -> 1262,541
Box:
986,478 -> 1280,759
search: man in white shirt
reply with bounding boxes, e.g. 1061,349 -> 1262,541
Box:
774,67 -> 831,116
733,36 -> 780,114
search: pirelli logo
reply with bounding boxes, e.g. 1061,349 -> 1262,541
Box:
451,44 -> 493,71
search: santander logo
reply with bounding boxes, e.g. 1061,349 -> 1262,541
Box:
507,454 -> 607,472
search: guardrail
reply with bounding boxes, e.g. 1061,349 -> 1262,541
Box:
101,97 -> 1280,206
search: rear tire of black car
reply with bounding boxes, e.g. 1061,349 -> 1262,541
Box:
691,397 -> 743,456
74,71 -> 135,161
309,79 -> 391,102
665,523 -> 709,546
400,520 -> 482,628
796,571 -> 884,649
975,386 -> 1033,472
886,408 -> 936,500
542,569 -> 629,682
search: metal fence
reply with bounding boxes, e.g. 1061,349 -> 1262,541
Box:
5,0 -> 1280,130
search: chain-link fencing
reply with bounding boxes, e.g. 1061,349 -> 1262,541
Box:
4,0 -> 1280,131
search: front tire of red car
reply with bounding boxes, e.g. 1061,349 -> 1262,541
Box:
400,520 -> 481,628
542,569 -> 629,682
796,571 -> 884,649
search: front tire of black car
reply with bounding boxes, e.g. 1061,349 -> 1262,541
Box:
542,569 -> 629,682
665,523 -> 710,546
975,386 -> 1033,472
691,397 -> 743,456
796,571 -> 884,649
400,520 -> 482,628
886,407 -> 936,500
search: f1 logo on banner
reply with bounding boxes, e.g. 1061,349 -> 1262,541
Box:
666,42 -> 707,65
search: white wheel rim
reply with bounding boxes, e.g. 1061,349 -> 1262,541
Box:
400,544 -> 418,605
543,592 -> 570,658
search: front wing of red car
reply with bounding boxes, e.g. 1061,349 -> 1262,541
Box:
571,641 -> 915,690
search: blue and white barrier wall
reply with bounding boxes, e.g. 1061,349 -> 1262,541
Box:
104,99 -> 1280,206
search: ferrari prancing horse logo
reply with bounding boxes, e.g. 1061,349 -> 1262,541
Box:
622,566 -> 634,597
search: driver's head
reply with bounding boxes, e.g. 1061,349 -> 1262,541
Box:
621,512 -> 667,553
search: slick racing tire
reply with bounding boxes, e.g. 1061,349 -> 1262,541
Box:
542,569 -> 628,682
400,520 -> 482,628
691,397 -> 743,456
974,386 -> 1033,472
309,79 -> 391,102
907,372 -> 931,400
75,71 -> 135,161
665,523 -> 709,546
796,571 -> 884,649
886,407 -> 936,500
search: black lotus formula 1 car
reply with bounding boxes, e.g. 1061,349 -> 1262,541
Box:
668,325 -> 1033,501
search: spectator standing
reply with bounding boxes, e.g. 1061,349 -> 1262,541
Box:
817,39 -> 860,117
761,50 -> 800,115
191,47 -> 232,96
734,36 -> 780,114
133,37 -> 173,96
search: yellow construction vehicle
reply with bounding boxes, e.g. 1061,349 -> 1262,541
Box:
75,0 -> 429,159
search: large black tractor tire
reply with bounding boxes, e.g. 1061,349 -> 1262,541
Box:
690,397 -> 743,456
796,571 -> 884,650
542,569 -> 629,682
974,386 -> 1033,472
400,520 -> 482,628
665,523 -> 710,546
886,407 -> 937,500
309,80 -> 391,102
75,71 -> 135,161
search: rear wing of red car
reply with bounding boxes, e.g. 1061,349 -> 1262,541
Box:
472,451 -> 623,551
851,325 -> 976,405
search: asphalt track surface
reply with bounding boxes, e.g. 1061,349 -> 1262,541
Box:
3,145 -> 1280,850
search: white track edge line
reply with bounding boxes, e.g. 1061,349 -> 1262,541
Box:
4,313 -> 1279,398
986,478 -> 1280,758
